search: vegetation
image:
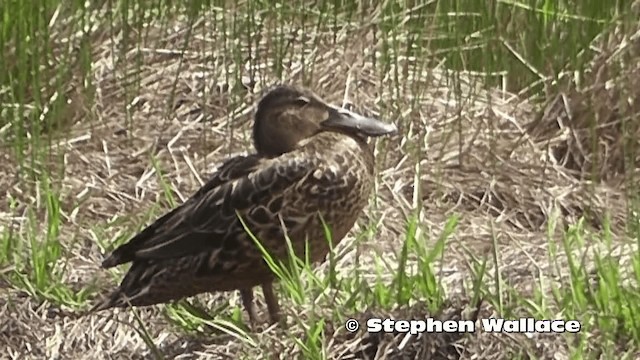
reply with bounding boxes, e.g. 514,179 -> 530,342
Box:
1,0 -> 639,358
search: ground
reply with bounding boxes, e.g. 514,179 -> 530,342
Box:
1,3 -> 640,360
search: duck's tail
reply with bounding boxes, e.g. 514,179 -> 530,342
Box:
82,290 -> 128,317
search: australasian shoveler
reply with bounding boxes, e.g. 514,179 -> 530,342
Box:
90,84 -> 397,326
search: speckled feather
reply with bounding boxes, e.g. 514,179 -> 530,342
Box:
90,85 -> 395,320
91,133 -> 374,311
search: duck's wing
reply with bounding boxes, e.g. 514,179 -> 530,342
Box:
101,154 -> 261,268
100,153 -> 314,268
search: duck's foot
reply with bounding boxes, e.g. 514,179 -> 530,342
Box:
240,283 -> 283,330
240,288 -> 258,330
261,281 -> 282,326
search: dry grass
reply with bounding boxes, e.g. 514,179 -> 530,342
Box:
1,5 -> 640,360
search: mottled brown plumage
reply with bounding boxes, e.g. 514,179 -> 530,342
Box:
91,84 -> 397,325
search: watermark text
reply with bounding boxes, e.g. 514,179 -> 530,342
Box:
344,317 -> 581,334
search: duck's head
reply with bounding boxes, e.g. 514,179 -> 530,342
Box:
253,85 -> 397,157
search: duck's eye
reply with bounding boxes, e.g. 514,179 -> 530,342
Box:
295,96 -> 310,106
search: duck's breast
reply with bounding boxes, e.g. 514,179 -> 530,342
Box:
277,133 -> 375,259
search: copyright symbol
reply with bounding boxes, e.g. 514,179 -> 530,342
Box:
345,318 -> 359,332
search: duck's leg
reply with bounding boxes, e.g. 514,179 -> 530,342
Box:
240,288 -> 258,327
261,281 -> 281,325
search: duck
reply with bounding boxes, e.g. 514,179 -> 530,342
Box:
90,84 -> 397,326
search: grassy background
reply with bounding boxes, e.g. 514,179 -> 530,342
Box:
1,0 -> 640,359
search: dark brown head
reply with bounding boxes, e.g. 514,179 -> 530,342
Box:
253,85 -> 397,157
